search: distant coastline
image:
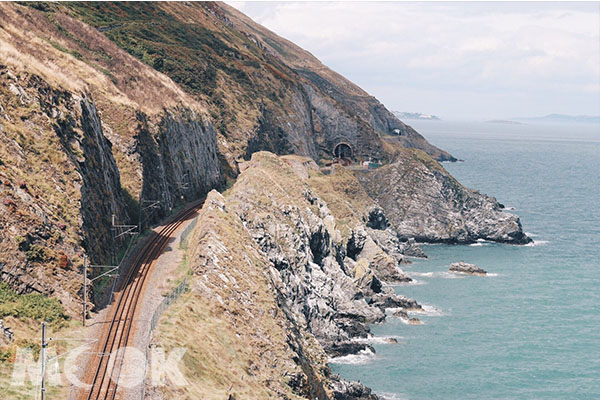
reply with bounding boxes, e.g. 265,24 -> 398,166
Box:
513,114 -> 600,124
393,111 -> 441,121
486,119 -> 524,125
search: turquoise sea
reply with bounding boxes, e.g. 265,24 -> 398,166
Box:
330,120 -> 600,400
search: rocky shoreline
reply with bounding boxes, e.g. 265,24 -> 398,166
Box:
164,152 -> 532,399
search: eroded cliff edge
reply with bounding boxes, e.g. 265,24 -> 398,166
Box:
151,152 -> 424,399
356,149 -> 531,244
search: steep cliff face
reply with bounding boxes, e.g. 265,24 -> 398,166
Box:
153,152 -> 422,399
135,109 -> 223,222
62,1 -> 453,164
356,149 -> 532,244
54,94 -> 130,264
0,67 -> 130,314
0,3 -> 225,305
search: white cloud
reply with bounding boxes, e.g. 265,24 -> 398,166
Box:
230,2 -> 600,119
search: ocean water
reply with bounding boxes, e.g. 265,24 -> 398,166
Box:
330,120 -> 600,400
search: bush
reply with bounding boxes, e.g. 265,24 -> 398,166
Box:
0,283 -> 68,325
25,245 -> 49,262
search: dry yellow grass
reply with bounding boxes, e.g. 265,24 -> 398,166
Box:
152,190 -> 321,399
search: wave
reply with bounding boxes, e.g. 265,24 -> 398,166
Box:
410,304 -> 444,317
398,316 -> 424,325
377,392 -> 409,400
411,271 -> 465,279
504,206 -> 517,211
525,232 -> 539,237
328,348 -> 376,365
387,278 -> 428,286
469,238 -> 492,247
524,240 -> 549,247
352,335 -> 404,345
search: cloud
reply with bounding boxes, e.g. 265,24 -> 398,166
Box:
229,2 -> 600,119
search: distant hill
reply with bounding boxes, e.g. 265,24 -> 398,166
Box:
513,114 -> 600,124
486,120 -> 524,125
393,111 -> 441,121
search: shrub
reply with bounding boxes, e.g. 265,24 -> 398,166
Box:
0,283 -> 68,325
25,245 -> 49,262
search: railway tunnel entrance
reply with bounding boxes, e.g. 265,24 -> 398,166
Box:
333,142 -> 353,160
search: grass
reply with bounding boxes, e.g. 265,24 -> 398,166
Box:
0,283 -> 68,325
0,316 -> 83,400
147,183 -> 333,399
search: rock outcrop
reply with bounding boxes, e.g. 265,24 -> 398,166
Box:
356,149 -> 532,244
450,262 -> 488,276
135,109 -> 224,223
161,152 -> 423,399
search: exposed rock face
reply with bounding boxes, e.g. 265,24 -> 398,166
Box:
356,150 -> 532,244
0,65 -> 224,312
450,262 -> 488,276
170,153 -> 421,399
56,95 -> 130,264
230,152 -> 420,371
135,109 -> 223,222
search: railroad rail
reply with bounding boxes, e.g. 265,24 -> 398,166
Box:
78,200 -> 203,400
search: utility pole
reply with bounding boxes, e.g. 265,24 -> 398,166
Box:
138,199 -> 160,234
40,321 -> 47,400
112,213 -> 138,265
82,261 -> 120,326
39,328 -> 98,399
83,256 -> 87,327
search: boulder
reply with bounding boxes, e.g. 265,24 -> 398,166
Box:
449,261 -> 487,276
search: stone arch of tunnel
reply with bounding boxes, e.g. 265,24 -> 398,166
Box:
333,142 -> 353,159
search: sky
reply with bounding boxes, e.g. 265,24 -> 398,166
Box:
226,1 -> 600,120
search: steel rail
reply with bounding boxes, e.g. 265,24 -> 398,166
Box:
80,201 -> 202,400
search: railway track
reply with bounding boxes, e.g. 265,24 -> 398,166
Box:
79,201 -> 202,400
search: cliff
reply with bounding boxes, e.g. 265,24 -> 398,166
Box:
151,152 -> 421,399
356,149 -> 532,244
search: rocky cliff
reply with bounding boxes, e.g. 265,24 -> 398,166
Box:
356,149 -> 531,244
152,152 -> 422,399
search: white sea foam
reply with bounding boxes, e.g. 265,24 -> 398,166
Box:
410,271 -> 434,277
504,206 -> 516,210
387,278 -> 428,286
525,232 -> 539,237
487,272 -> 499,277
377,392 -> 409,400
352,335 -> 404,345
411,304 -> 444,317
376,392 -> 408,400
524,240 -> 549,247
397,316 -> 424,325
411,271 -> 465,279
328,348 -> 375,365
470,238 -> 491,247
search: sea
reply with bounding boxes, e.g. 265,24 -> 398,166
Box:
330,120 -> 600,400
